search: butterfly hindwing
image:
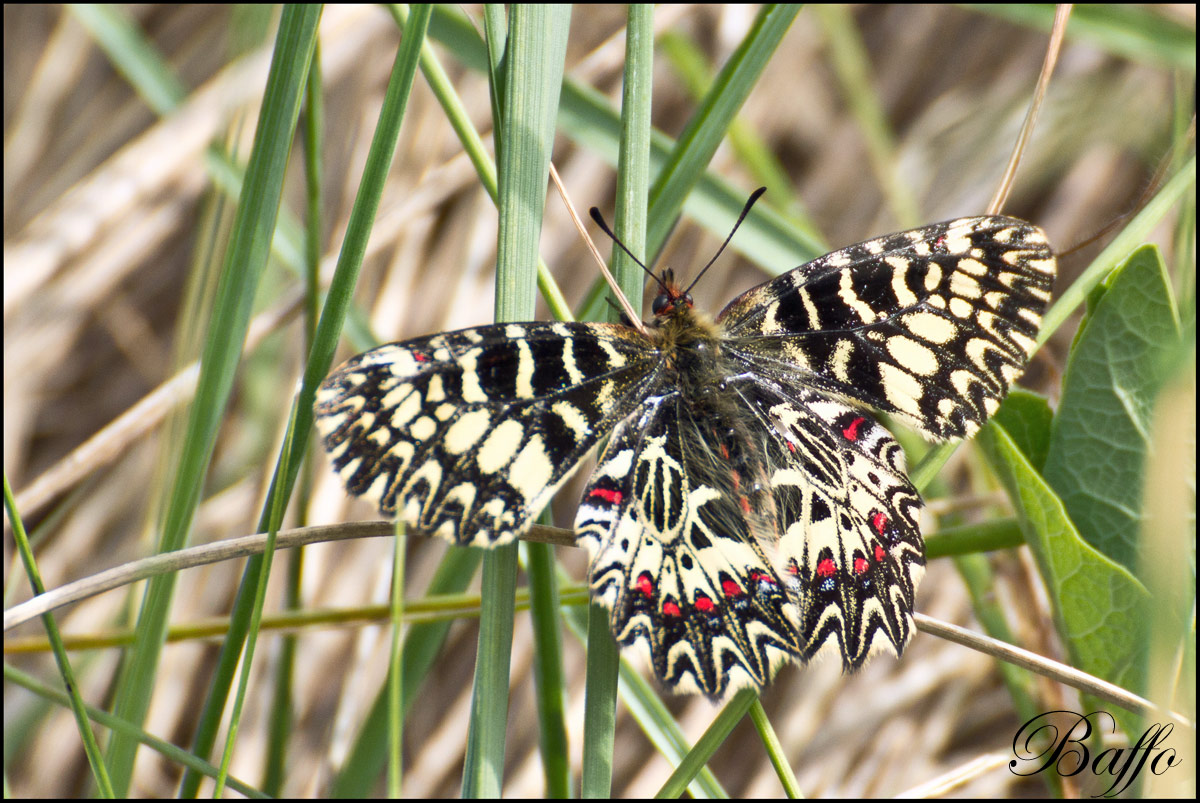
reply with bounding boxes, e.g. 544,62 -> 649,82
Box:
575,389 -> 802,697
574,368 -> 926,697
741,380 -> 925,666
316,322 -> 658,547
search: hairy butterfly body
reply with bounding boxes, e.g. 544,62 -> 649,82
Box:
316,214 -> 1054,697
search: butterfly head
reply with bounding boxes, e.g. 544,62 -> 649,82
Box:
650,268 -> 694,319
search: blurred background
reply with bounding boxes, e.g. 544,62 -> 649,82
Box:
4,4 -> 1192,797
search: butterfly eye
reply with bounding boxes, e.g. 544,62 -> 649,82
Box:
652,290 -> 693,317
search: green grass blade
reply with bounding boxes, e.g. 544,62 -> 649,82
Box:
658,28 -> 823,243
425,4 -> 826,306
748,698 -> 800,796
525,536 -> 571,796
813,4 -> 920,227
563,598 -> 728,798
657,689 -> 756,797
462,6 -> 572,797
608,5 -> 655,309
5,665 -> 266,799
329,548 -> 482,797
581,6 -> 654,798
388,518 -> 408,796
1039,154 -> 1195,348
646,4 -> 801,261
67,4 -> 186,114
4,475 -> 114,796
970,4 -> 1196,70
178,6 -> 430,794
103,9 -> 321,794
263,37 -> 325,797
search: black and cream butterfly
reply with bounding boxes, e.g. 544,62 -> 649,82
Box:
315,208 -> 1054,697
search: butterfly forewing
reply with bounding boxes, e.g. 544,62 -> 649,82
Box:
315,322 -> 659,547
718,216 -> 1055,440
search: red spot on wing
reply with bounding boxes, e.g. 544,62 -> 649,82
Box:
694,595 -> 715,612
662,599 -> 681,617
749,570 -> 777,587
635,573 -> 654,596
816,558 -> 837,578
843,416 -> 866,441
589,487 -> 623,505
853,556 -> 869,574
739,496 -> 752,515
871,512 -> 888,535
874,544 -> 886,562
722,579 -> 745,597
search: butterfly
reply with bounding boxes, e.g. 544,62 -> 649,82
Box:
315,203 -> 1054,697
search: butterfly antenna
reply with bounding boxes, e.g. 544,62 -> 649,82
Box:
588,207 -> 665,295
683,186 -> 767,296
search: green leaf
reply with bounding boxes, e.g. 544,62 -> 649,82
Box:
977,423 -> 1151,699
992,389 -> 1054,471
1043,245 -> 1182,575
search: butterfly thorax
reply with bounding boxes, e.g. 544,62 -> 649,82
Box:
647,270 -> 731,398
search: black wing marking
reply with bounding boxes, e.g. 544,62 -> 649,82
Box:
718,216 -> 1055,440
575,388 -> 802,697
316,322 -> 658,546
